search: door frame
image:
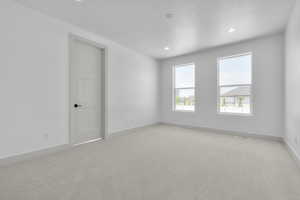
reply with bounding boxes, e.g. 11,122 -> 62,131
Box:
68,33 -> 108,145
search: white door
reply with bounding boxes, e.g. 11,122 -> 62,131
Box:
70,38 -> 104,144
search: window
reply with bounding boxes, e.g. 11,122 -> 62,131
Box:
173,64 -> 195,112
218,53 -> 252,115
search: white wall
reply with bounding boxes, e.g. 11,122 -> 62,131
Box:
0,0 -> 159,159
160,34 -> 284,137
285,0 -> 300,157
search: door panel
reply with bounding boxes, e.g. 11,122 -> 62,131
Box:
70,38 -> 103,144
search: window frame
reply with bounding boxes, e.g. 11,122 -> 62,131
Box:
217,52 -> 253,116
172,63 -> 196,113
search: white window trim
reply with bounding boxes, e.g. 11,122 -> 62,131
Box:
217,52 -> 253,116
172,63 -> 196,113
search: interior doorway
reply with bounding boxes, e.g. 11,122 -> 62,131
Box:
69,35 -> 107,145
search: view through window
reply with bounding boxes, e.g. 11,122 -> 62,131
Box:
174,64 -> 195,111
218,53 -> 252,114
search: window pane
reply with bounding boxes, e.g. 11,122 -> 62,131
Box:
219,54 -> 251,86
220,86 -> 251,114
175,88 -> 195,111
175,64 -> 195,88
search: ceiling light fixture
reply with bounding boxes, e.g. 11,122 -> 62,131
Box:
228,28 -> 236,33
164,46 -> 170,51
75,0 -> 83,3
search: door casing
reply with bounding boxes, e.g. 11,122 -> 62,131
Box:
68,34 -> 108,145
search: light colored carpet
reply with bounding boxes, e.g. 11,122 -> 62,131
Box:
0,124 -> 300,200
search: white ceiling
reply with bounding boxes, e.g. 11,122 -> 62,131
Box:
15,0 -> 295,59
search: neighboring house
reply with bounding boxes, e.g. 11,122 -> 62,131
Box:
220,86 -> 250,107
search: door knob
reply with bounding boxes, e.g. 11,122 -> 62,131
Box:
74,104 -> 82,108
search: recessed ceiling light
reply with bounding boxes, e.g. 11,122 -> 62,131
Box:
75,0 -> 83,3
164,46 -> 170,51
228,28 -> 236,33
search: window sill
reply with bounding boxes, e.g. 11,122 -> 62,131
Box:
218,112 -> 253,117
173,110 -> 195,113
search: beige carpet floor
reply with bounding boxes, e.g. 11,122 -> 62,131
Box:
0,124 -> 300,200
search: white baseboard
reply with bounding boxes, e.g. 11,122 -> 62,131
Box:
161,122 -> 283,142
0,144 -> 72,167
2,122 -> 296,169
108,122 -> 160,138
0,123 -> 160,167
285,139 -> 300,168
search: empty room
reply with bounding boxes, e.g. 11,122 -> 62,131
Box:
1,0 -> 300,199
